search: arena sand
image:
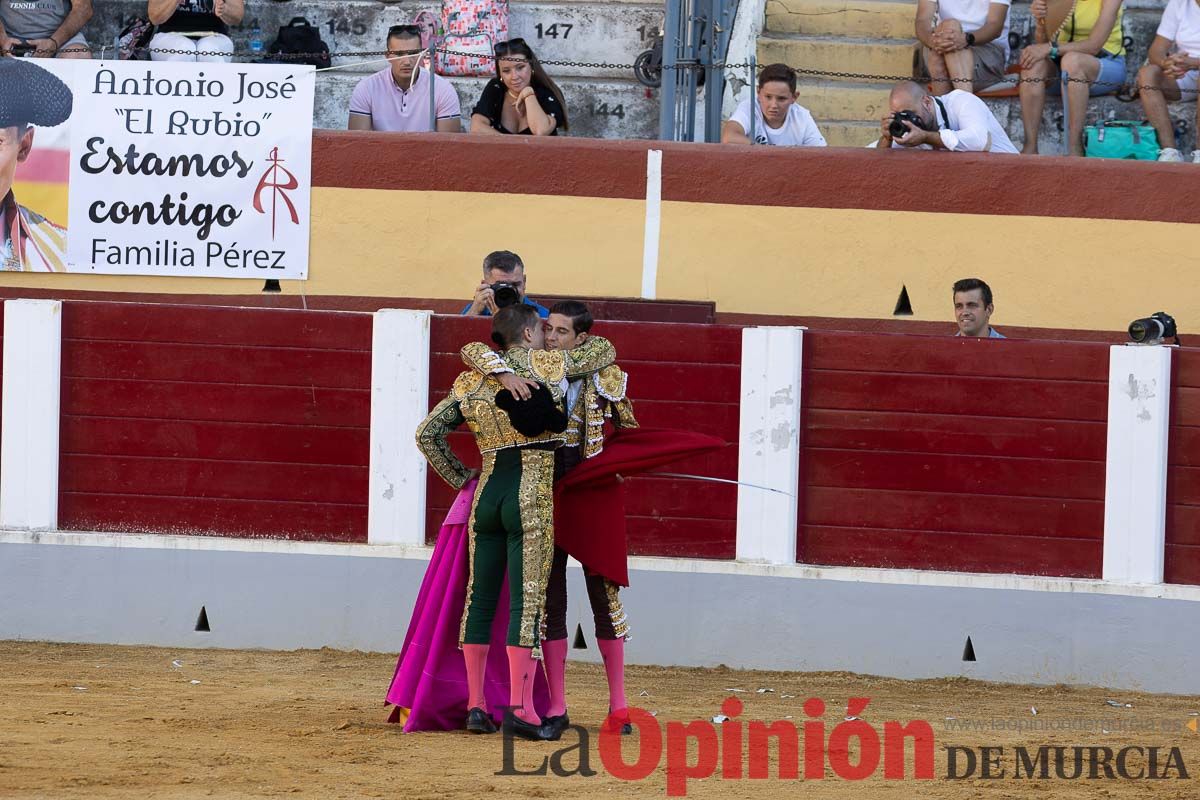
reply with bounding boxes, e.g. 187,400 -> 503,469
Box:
2,641 -> 1198,799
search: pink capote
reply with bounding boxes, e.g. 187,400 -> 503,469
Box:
383,479 -> 549,731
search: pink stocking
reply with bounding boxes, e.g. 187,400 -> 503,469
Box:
506,646 -> 541,725
462,644 -> 489,711
597,637 -> 628,714
541,638 -> 568,717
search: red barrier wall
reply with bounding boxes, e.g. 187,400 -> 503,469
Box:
57,302 -> 372,540
1167,351 -> 1200,584
798,332 -> 1110,577
426,316 -> 741,558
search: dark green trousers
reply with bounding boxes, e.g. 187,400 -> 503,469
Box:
460,447 -> 556,651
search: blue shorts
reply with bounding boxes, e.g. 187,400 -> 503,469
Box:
1048,53 -> 1127,96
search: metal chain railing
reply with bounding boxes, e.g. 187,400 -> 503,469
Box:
2,45 -> 1189,96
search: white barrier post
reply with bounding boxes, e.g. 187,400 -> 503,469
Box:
1102,344 -> 1172,584
736,326 -> 804,564
368,309 -> 433,546
0,299 -> 63,530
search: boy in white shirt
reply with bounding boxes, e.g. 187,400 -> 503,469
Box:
721,63 -> 826,147
1137,0 -> 1200,161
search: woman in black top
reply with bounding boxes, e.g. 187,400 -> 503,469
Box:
471,39 -> 568,136
147,0 -> 243,62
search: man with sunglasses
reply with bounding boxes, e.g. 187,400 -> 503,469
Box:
348,24 -> 461,133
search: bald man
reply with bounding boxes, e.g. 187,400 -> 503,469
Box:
878,80 -> 1017,153
1,58 -> 72,271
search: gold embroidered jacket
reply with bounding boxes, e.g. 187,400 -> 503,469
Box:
460,339 -> 638,459
416,337 -> 617,489
564,364 -> 639,458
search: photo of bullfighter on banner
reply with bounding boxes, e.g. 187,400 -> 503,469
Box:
1,58 -> 73,272
8,58 -> 314,279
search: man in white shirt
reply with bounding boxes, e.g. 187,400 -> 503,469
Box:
1137,0 -> 1200,161
878,81 -> 1018,152
915,0 -> 1012,94
721,63 -> 826,147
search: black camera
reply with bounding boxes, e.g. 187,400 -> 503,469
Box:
1128,312 -> 1178,344
889,110 -> 928,138
10,40 -> 36,57
489,281 -> 521,309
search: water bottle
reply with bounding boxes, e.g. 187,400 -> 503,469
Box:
250,24 -> 264,56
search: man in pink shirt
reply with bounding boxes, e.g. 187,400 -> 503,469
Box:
348,24 -> 462,132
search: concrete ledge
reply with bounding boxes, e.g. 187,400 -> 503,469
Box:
3,530 -> 1199,693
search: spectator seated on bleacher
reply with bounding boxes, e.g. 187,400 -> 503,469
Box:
720,63 -> 826,147
147,0 -> 239,63
349,24 -> 461,133
1136,0 -> 1200,162
470,39 -> 566,136
0,0 -> 92,58
1018,0 -> 1126,155
915,0 -> 1011,95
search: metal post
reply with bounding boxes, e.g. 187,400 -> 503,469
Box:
703,0 -> 721,143
658,0 -> 682,140
428,44 -> 437,132
748,55 -> 756,145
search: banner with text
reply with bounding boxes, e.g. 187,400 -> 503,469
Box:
7,59 -> 314,279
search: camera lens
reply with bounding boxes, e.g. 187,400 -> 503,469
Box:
889,119 -> 907,138
1128,318 -> 1164,343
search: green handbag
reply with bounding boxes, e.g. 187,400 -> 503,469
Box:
1084,120 -> 1160,160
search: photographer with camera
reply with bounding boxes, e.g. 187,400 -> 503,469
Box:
878,80 -> 1017,152
461,250 -> 551,319
0,0 -> 93,59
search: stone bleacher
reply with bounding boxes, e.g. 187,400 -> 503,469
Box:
87,0 -> 1186,152
89,0 -> 663,139
760,0 -> 1191,152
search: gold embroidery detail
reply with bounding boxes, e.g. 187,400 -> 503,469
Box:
529,349 -> 567,384
459,452 -> 496,644
452,371 -> 484,400
604,579 -> 631,640
415,395 -> 471,489
453,370 -> 568,453
516,449 -> 557,655
594,365 -> 628,402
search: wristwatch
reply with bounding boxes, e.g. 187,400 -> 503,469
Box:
966,32 -> 976,46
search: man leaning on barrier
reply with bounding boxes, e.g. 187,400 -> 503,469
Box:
953,278 -> 1006,338
877,80 -> 1018,153
462,250 -> 550,319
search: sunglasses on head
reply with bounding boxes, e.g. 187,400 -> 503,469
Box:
388,24 -> 423,38
494,38 -> 528,53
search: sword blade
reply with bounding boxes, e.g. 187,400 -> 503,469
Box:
643,472 -> 794,496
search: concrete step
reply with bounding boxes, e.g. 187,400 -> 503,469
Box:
757,34 -> 917,82
316,72 -> 658,139
765,0 -> 918,40
795,80 -> 891,121
92,0 -> 664,79
817,119 -> 880,147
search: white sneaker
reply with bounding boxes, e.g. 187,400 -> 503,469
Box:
1192,150 -> 1200,163
1158,147 -> 1184,162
